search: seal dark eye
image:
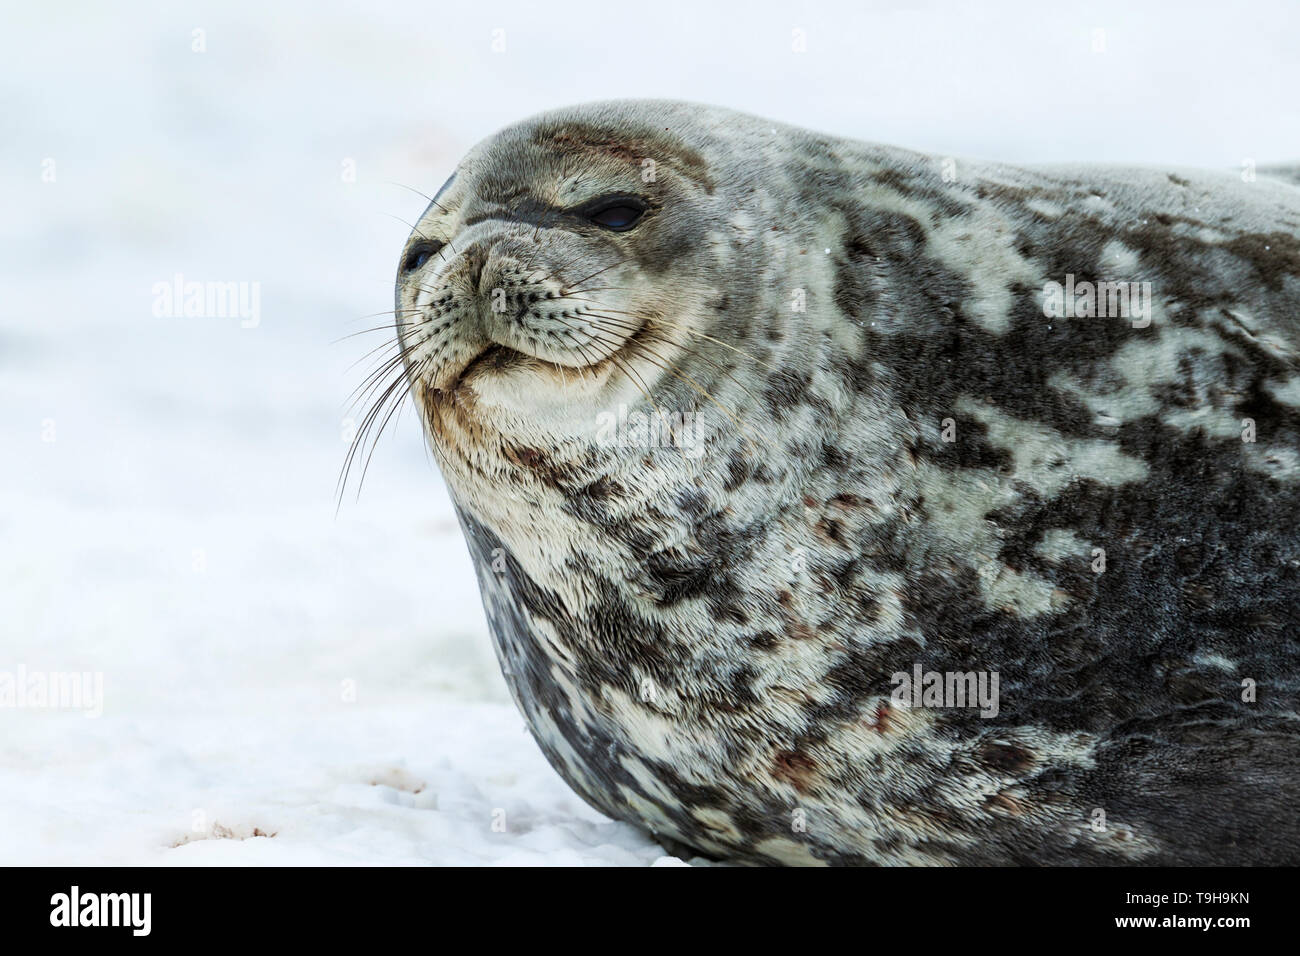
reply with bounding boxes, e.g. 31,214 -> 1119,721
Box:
401,241 -> 442,273
584,197 -> 648,232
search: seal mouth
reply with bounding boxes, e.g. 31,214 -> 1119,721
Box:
429,343 -> 524,400
457,343 -> 518,386
432,320 -> 655,401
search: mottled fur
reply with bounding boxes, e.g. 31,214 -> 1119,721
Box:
391,100 -> 1300,865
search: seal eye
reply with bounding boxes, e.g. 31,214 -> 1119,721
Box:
401,241 -> 442,273
584,198 -> 647,232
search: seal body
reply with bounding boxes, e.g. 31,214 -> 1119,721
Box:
390,100 -> 1300,864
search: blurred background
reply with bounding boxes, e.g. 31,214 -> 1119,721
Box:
1,0 -> 1296,864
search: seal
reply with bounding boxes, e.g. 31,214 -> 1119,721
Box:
383,99 -> 1300,865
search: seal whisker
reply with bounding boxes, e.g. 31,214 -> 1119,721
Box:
351,344 -> 411,392
338,352 -> 430,507
561,307 -> 773,453
589,317 -> 776,419
680,328 -> 782,373
556,285 -> 638,295
527,249 -> 591,287
347,347 -> 416,410
333,320 -> 420,346
527,207 -> 564,257
355,374 -> 419,498
347,338 -> 409,373
344,308 -> 423,326
569,298 -> 784,375
561,258 -> 629,296
384,180 -> 451,217
545,318 -> 663,415
573,307 -> 776,424
347,354 -> 414,431
383,212 -> 436,244
567,315 -> 773,454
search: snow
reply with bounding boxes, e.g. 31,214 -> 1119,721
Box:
1,0 -> 1295,865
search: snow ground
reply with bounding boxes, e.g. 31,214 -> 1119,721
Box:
1,0 -> 1296,865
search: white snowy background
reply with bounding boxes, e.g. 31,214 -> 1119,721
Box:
1,0 -> 1296,865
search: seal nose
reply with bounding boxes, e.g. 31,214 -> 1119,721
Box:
461,245 -> 489,293
475,241 -> 542,326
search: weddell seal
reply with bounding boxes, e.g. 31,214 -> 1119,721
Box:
376,100 -> 1300,865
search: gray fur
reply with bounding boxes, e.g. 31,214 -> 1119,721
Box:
390,100 -> 1300,865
